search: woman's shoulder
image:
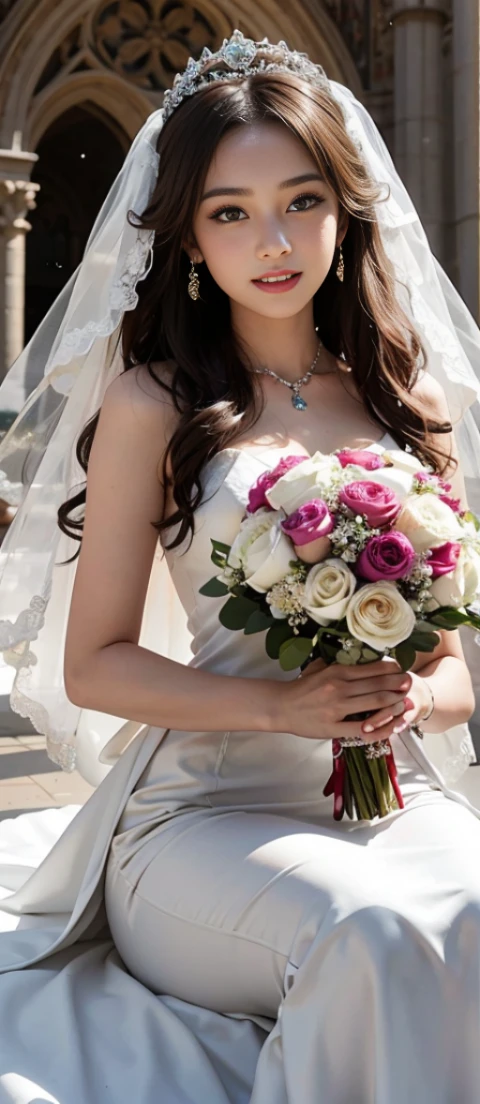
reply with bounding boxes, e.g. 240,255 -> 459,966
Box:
104,360 -> 177,408
409,366 -> 449,418
101,361 -> 181,480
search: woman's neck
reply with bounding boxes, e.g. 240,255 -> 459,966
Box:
231,301 -> 324,384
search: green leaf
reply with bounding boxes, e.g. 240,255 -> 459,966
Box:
462,510 -> 480,532
265,619 -> 294,659
336,649 -> 357,665
244,609 -> 275,635
198,576 -> 230,597
211,550 -> 228,569
429,606 -> 470,627
414,620 -> 437,634
219,595 -> 258,631
394,640 -> 417,672
361,646 -> 382,661
230,584 -> 246,598
278,636 -> 314,671
211,539 -> 231,555
409,630 -> 440,652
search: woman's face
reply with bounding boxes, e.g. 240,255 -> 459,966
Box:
190,120 -> 347,320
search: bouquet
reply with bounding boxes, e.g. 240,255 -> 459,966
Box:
199,443 -> 480,821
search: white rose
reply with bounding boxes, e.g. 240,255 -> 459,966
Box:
228,511 -> 293,593
395,493 -> 463,552
341,463 -> 413,501
302,558 -> 356,625
429,546 -> 480,608
346,581 -> 416,650
266,452 -> 341,513
382,448 -> 428,476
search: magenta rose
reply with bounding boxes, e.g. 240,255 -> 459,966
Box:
336,448 -> 386,471
439,493 -> 461,513
425,541 -> 462,578
414,471 -> 461,513
281,498 -> 335,546
247,455 -> 307,513
339,481 -> 402,528
357,531 -> 416,581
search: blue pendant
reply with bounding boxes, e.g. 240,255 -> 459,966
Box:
292,392 -> 307,410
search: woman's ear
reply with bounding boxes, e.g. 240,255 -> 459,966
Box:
183,243 -> 204,265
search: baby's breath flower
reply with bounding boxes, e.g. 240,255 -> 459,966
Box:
330,509 -> 379,563
267,568 -> 309,630
397,551 -> 433,613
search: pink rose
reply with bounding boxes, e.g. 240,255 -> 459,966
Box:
339,481 -> 402,528
425,540 -> 462,578
357,531 -> 416,581
247,455 -> 307,513
281,498 -> 335,546
414,472 -> 461,514
336,448 -> 386,471
439,493 -> 461,513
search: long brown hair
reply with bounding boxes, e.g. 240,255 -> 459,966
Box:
58,72 -> 454,556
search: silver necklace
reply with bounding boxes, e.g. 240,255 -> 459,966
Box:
252,338 -> 324,411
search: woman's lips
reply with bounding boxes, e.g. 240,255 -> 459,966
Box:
251,272 -> 302,294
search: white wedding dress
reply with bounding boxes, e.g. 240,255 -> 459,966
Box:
1,432 -> 480,1104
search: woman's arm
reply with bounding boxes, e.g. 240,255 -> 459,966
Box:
64,367 -> 278,734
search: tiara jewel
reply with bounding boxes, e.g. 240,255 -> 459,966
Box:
162,30 -> 329,122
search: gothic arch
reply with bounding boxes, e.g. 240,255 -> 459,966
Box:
27,73 -> 150,150
0,0 -> 364,151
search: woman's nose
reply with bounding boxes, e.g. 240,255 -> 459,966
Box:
256,222 -> 292,260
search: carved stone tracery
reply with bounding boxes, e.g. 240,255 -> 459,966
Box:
32,0 -> 230,97
91,0 -> 219,89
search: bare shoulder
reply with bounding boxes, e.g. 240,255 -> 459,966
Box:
409,367 -> 450,421
103,361 -> 177,415
101,362 -> 180,468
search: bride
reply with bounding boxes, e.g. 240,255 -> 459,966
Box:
1,31 -> 480,1104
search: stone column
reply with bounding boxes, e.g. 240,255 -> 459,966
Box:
392,0 -> 450,261
451,0 -> 480,321
0,151 -> 39,381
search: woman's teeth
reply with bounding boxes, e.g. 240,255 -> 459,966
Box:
257,274 -> 297,283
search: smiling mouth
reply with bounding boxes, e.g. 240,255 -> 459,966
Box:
253,273 -> 301,284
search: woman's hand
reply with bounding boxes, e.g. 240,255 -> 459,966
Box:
281,656 -> 413,744
359,669 -> 432,736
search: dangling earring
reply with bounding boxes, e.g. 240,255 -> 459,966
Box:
336,243 -> 344,283
335,243 -> 344,282
188,259 -> 200,300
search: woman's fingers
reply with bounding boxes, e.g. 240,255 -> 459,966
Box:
338,658 -> 403,680
342,673 -> 411,698
343,689 -> 408,716
337,712 -> 407,744
361,699 -> 407,733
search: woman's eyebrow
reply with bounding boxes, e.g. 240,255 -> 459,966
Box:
201,172 -> 325,202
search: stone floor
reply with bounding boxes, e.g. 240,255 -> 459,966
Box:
0,734 -> 95,821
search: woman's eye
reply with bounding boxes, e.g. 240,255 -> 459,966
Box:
288,193 -> 323,212
210,206 -> 247,223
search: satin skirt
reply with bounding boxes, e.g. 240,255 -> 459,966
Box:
104,732 -> 480,1103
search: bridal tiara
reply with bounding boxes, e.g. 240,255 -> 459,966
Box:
162,29 -> 330,122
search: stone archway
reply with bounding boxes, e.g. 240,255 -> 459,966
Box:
25,103 -> 127,342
